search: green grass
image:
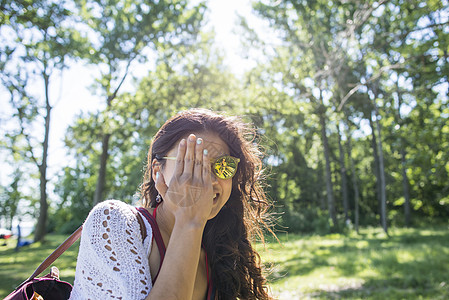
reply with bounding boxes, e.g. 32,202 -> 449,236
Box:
0,235 -> 80,299
1,226 -> 448,299
257,226 -> 449,299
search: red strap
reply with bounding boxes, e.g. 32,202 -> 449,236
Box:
153,204 -> 158,218
136,207 -> 166,283
204,246 -> 214,299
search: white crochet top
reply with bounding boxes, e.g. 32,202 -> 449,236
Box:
69,200 -> 154,300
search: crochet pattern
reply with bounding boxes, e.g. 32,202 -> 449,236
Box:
70,200 -> 153,299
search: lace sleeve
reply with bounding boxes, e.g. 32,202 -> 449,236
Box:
70,200 -> 153,300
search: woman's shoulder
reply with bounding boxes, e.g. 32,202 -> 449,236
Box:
84,200 -> 153,243
90,199 -> 134,211
83,200 -> 140,236
87,199 -> 135,219
71,200 -> 153,299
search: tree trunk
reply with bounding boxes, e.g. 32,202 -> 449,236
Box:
34,73 -> 51,242
337,123 -> 349,222
93,133 -> 111,206
401,147 -> 411,227
347,131 -> 360,234
317,160 -> 326,210
35,164 -> 49,242
394,80 -> 411,227
318,106 -> 337,229
369,115 -> 382,216
92,73 -> 125,207
373,107 -> 388,235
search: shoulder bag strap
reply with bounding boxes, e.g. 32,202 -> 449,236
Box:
136,207 -> 166,282
17,225 -> 83,288
133,206 -> 147,241
136,207 -> 166,258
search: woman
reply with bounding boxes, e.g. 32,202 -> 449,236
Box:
70,109 -> 274,299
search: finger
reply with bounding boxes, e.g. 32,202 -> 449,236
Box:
202,148 -> 212,185
154,171 -> 168,199
183,134 -> 196,177
193,138 -> 204,180
173,138 -> 186,178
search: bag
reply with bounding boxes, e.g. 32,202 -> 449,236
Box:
6,207 -> 147,300
5,226 -> 82,300
5,266 -> 73,300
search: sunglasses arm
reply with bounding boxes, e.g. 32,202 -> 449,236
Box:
162,156 -> 216,162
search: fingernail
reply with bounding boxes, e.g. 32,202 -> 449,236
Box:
203,149 -> 208,155
156,172 -> 160,180
189,134 -> 195,142
197,138 -> 202,145
180,139 -> 186,146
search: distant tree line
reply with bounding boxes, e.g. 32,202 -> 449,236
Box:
1,0 -> 447,239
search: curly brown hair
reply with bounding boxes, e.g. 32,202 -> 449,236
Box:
141,109 -> 274,299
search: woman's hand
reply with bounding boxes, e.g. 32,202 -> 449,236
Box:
155,134 -> 214,226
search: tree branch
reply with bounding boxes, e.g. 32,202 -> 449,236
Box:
337,62 -> 403,111
7,87 -> 40,167
107,58 -> 135,105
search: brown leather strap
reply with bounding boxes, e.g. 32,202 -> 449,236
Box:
27,225 -> 83,282
134,207 -> 147,241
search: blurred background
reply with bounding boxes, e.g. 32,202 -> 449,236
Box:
0,0 -> 448,252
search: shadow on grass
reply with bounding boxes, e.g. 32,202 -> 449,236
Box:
265,227 -> 449,299
311,276 -> 449,299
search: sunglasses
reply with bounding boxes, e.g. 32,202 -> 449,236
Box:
161,155 -> 240,180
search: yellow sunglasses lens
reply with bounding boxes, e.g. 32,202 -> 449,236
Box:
213,156 -> 240,179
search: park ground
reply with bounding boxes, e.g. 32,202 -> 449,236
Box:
1,226 -> 448,299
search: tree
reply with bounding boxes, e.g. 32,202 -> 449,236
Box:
372,87 -> 389,234
1,0 -> 87,241
0,169 -> 21,230
340,0 -> 448,227
73,0 -> 206,206
346,128 -> 360,233
250,0 -> 386,230
337,123 -> 349,222
55,31 -> 241,229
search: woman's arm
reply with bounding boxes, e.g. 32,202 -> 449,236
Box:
146,135 -> 213,300
146,220 -> 205,300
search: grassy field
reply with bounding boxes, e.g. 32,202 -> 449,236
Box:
1,226 -> 448,299
259,226 -> 449,299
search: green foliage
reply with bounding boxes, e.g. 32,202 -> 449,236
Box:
54,31 -> 241,221
0,169 -> 22,229
75,0 -> 206,96
246,0 -> 449,232
277,208 -> 332,234
1,0 -> 448,236
1,0 -> 91,240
